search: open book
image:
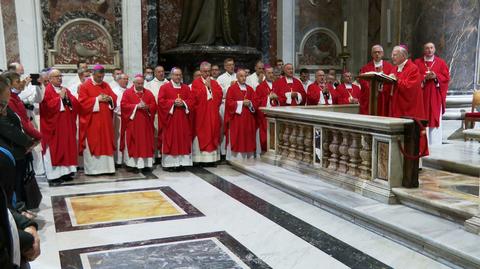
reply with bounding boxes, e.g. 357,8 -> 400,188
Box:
358,71 -> 397,83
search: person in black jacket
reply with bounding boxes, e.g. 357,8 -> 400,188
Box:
0,76 -> 40,268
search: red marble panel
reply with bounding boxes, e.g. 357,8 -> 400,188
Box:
158,0 -> 182,53
47,0 -> 117,22
1,0 -> 20,64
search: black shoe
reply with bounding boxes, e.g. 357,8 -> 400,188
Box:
61,174 -> 74,182
48,178 -> 64,186
126,167 -> 140,173
115,163 -> 123,169
142,167 -> 152,173
163,167 -> 175,172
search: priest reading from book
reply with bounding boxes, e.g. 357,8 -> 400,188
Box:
334,72 -> 361,105
273,63 -> 306,106
78,65 -> 117,175
40,69 -> 79,186
120,74 -> 157,173
158,68 -> 194,171
190,61 -> 223,166
359,45 -> 394,116
224,69 -> 257,160
389,45 -> 429,157
306,70 -> 333,105
253,64 -> 278,153
414,42 -> 450,146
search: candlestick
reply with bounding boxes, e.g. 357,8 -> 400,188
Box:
343,21 -> 348,47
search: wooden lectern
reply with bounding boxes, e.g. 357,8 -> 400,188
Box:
357,72 -> 396,116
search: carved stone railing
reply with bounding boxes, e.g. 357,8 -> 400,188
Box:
262,105 -> 416,204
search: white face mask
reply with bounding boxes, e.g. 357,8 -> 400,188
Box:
145,74 -> 154,82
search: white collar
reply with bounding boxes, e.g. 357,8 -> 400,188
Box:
11,88 -> 21,94
397,59 -> 408,72
345,83 -> 352,89
154,77 -> 167,83
238,82 -> 247,91
53,85 -> 62,93
285,77 -> 293,83
171,81 -> 181,89
374,60 -> 383,68
266,80 -> 273,88
92,80 -> 102,86
424,55 -> 435,62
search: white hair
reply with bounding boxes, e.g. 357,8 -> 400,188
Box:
371,44 -> 384,52
393,46 -> 408,58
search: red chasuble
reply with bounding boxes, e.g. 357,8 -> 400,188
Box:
40,84 -> 79,166
414,56 -> 450,128
390,59 -> 428,156
253,80 -> 279,152
334,84 -> 361,105
158,82 -> 193,155
306,83 -> 331,105
225,83 -> 256,153
191,77 -> 223,152
359,61 -> 394,116
272,77 -> 306,106
120,87 -> 156,158
78,79 -> 117,156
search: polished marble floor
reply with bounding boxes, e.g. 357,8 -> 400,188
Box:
31,165 -> 451,269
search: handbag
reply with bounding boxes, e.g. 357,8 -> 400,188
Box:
23,157 -> 42,210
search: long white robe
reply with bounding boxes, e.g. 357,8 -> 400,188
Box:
216,72 -> 237,155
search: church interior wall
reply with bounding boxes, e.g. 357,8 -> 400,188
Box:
1,0 -> 20,64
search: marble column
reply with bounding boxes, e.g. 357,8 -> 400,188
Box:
0,4 -> 6,69
14,0 -> 44,73
122,0 -> 143,76
146,0 -> 158,67
260,0 -> 271,63
277,0 -> 295,64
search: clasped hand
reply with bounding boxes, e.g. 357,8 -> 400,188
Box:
243,99 -> 252,107
174,98 -> 184,107
99,93 -> 111,103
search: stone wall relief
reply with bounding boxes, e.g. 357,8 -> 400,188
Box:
48,18 -> 120,70
295,27 -> 342,71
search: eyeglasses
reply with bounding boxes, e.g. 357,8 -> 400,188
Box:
51,75 -> 63,78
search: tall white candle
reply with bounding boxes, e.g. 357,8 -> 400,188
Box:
343,21 -> 348,47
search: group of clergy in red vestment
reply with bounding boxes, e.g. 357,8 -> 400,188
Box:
35,41 -> 448,183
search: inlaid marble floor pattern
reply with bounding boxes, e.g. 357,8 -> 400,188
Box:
31,165 -> 450,269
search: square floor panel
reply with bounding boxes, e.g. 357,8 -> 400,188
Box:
59,231 -> 271,269
52,187 -> 203,232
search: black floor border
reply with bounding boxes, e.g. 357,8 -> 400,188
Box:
188,167 -> 392,269
59,231 -> 271,269
52,186 -> 204,232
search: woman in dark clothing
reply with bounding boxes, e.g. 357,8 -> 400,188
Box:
0,75 -> 34,207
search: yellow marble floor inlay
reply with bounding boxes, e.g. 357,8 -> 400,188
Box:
67,190 -> 184,225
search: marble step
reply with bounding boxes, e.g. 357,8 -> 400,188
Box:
423,142 -> 480,177
230,159 -> 480,269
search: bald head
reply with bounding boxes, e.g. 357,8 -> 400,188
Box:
171,68 -> 183,84
283,63 -> 294,78
133,75 -> 144,91
236,69 -> 247,84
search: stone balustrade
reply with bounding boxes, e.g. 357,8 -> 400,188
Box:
262,105 -> 417,204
